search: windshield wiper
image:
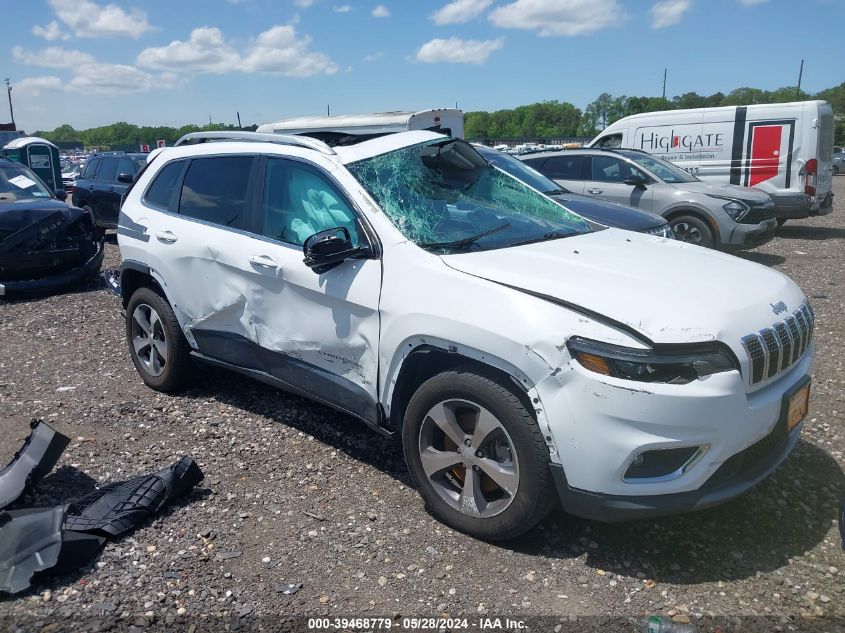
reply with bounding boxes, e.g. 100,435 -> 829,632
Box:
509,229 -> 575,248
420,222 -> 511,251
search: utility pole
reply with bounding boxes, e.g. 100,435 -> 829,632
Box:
236,111 -> 242,129
4,79 -> 14,128
327,104 -> 331,116
796,59 -> 804,101
661,68 -> 667,107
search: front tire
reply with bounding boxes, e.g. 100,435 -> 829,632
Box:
402,369 -> 555,540
126,286 -> 192,392
669,214 -> 715,248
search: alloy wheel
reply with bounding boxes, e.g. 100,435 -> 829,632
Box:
417,399 -> 520,518
130,303 -> 168,377
671,221 -> 702,244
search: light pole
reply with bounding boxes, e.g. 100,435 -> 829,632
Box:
4,79 -> 14,128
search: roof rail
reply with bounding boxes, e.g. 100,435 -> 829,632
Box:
173,131 -> 336,155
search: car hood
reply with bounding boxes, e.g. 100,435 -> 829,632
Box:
675,181 -> 773,204
0,199 -> 87,236
548,191 -> 665,231
442,228 -> 805,346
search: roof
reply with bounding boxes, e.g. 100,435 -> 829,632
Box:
256,109 -> 462,135
334,130 -> 446,164
3,136 -> 58,150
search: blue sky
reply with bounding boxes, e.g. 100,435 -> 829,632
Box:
2,0 -> 842,132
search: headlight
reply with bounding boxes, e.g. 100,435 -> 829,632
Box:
567,336 -> 738,385
707,195 -> 749,221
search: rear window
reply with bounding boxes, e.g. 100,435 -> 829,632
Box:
819,112 -> 834,161
144,161 -> 185,210
81,159 -> 99,179
178,156 -> 254,230
98,158 -> 118,182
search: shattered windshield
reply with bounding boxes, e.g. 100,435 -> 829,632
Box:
346,139 -> 591,253
0,163 -> 53,202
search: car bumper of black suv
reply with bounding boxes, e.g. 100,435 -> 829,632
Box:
0,240 -> 104,298
550,415 -> 801,522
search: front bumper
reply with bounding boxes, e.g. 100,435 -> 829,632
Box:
551,413 -> 801,522
722,218 -> 776,250
537,346 -> 812,520
0,240 -> 104,298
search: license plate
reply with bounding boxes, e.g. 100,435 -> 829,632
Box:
787,382 -> 810,431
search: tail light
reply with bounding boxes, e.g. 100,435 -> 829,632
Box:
804,159 -> 818,196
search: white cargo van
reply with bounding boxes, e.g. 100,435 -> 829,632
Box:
589,101 -> 835,222
256,109 -> 464,144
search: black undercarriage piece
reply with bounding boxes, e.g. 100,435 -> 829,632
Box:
0,420 -> 70,511
64,456 -> 204,538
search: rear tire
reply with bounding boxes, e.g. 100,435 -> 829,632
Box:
402,369 -> 555,540
126,286 -> 192,392
669,214 -> 715,248
82,205 -> 105,240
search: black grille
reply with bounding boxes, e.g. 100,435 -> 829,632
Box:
741,303 -> 813,386
739,207 -> 777,224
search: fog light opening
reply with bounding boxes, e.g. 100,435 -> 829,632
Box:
623,446 -> 706,482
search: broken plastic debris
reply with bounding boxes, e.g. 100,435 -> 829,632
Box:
0,506 -> 66,594
276,582 -> 303,595
0,419 -> 70,510
64,456 -> 204,538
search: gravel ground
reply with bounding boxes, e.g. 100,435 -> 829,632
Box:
1,180 -> 844,632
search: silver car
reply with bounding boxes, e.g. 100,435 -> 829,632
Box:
522,148 -> 778,251
833,151 -> 845,176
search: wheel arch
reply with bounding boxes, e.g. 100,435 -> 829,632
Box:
120,260 -> 170,309
386,343 -> 536,433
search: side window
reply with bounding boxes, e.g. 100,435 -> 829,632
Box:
98,158 -> 119,182
594,134 -> 623,148
81,159 -> 99,179
262,158 -> 359,247
144,161 -> 185,210
117,158 -> 136,178
590,156 -> 639,183
542,155 -> 587,180
521,157 -> 546,171
178,156 -> 254,230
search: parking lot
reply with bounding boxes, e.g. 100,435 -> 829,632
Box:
1,179 -> 843,631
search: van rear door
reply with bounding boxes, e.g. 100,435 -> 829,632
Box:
815,102 -> 835,206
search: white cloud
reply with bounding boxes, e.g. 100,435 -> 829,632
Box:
32,20 -> 69,41
738,0 -> 768,4
416,36 -> 504,64
334,4 -> 352,12
431,0 -> 493,25
12,46 -> 95,69
363,51 -> 383,61
372,4 -> 390,17
48,0 -> 153,38
294,0 -> 314,6
650,0 -> 692,28
14,76 -> 64,96
137,25 -> 338,77
489,0 -> 625,36
67,63 -> 179,94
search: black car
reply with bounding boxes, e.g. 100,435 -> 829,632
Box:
475,145 -> 672,237
71,152 -> 146,231
0,159 -> 103,297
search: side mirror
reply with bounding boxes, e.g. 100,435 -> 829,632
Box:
623,175 -> 648,188
302,227 -> 364,274
117,172 -> 134,184
54,189 -> 67,201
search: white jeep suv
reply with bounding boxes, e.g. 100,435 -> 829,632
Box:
117,130 -> 814,540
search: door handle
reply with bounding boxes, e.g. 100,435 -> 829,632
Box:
249,255 -> 279,269
155,231 -> 178,244
587,189 -> 603,195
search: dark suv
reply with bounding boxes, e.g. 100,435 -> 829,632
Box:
72,153 -> 146,230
